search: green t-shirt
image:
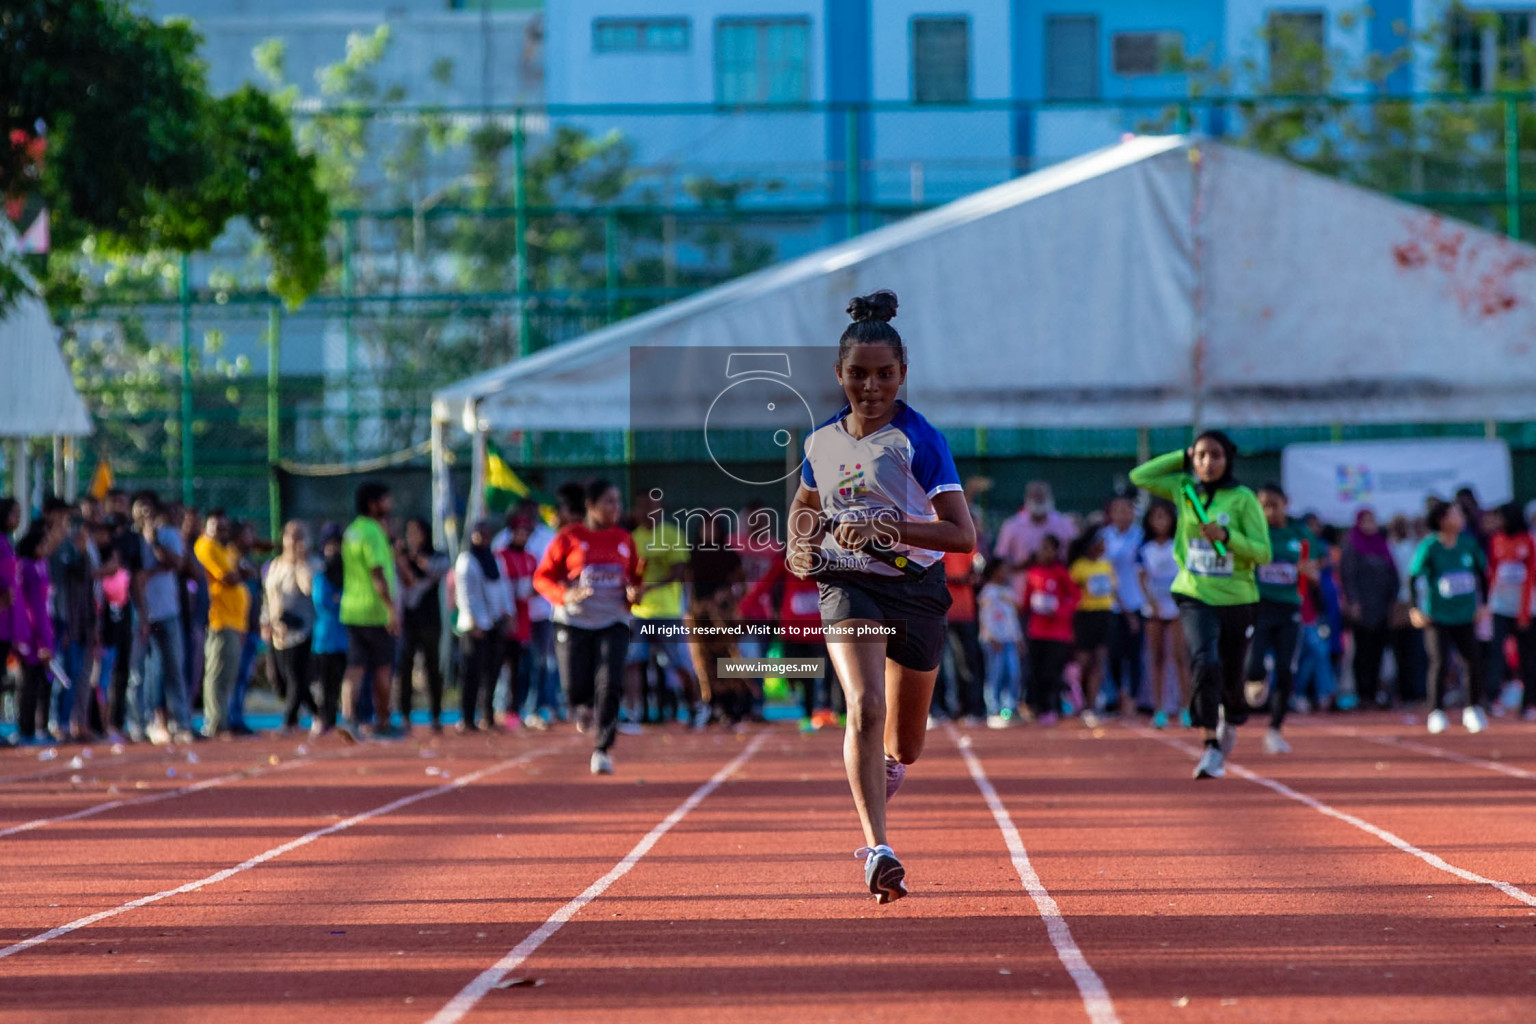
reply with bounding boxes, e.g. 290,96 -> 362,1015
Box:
1128,450 -> 1272,607
1409,533 -> 1485,626
340,516 -> 398,627
631,522 -> 688,620
1256,521 -> 1311,605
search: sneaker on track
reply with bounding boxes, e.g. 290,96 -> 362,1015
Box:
1463,706 -> 1488,734
590,750 -> 614,775
1194,745 -> 1225,779
985,714 -> 1009,730
1151,709 -> 1170,730
885,755 -> 906,801
1263,728 -> 1291,754
1179,709 -> 1193,729
1081,710 -> 1101,729
856,845 -> 908,905
1426,709 -> 1449,735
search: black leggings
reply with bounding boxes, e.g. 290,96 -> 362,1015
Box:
272,642 -> 317,728
458,631 -> 503,729
1026,638 -> 1071,717
1178,599 -> 1257,731
399,621 -> 445,725
556,622 -> 630,753
1353,624 -> 1390,707
1425,621 -> 1482,711
17,662 -> 51,739
315,651 -> 347,729
1245,600 -> 1299,729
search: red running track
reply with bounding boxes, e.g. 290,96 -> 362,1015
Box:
1,712 -> 1535,1023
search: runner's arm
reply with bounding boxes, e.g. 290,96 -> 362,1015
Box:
1221,494 -> 1272,566
1128,450 -> 1188,501
875,491 -> 976,554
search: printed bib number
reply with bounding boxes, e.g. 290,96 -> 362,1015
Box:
1256,562 -> 1299,587
1086,575 -> 1115,599
1186,540 -> 1233,577
789,591 -> 821,616
1438,570 -> 1477,599
579,564 -> 625,590
1030,591 -> 1060,615
1496,562 -> 1527,585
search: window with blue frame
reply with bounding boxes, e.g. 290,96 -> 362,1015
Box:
1111,31 -> 1184,76
1267,11 -> 1326,89
594,18 -> 690,53
1449,9 -> 1534,90
912,17 -> 970,104
715,18 -> 811,104
1045,14 -> 1100,100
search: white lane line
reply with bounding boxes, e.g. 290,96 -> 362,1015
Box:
947,726 -> 1120,1024
1328,726 -> 1536,782
1128,724 -> 1536,910
425,731 -> 770,1024
0,739 -> 572,960
0,750 -> 345,839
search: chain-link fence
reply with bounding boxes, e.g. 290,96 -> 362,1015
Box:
45,94 -> 1536,535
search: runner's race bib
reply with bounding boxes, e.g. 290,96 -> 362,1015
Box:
1030,591 -> 1060,615
1496,562 -> 1527,585
579,564 -> 626,591
1437,570 -> 1477,599
1086,574 -> 1114,599
1256,562 -> 1299,587
789,590 -> 821,616
1186,539 -> 1233,577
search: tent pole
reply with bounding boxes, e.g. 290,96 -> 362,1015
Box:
51,436 -> 62,497
63,438 -> 77,502
467,408 -> 488,530
15,438 -> 31,528
431,413 -> 454,556
267,304 -> 282,542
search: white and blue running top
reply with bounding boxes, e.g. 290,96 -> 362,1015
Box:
800,400 -> 962,577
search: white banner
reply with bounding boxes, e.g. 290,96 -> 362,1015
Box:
1281,439 -> 1512,524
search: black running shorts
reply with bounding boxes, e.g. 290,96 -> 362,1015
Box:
816,562 -> 951,672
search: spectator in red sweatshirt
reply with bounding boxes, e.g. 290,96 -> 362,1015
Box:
1020,534 -> 1079,725
1485,502 -> 1536,718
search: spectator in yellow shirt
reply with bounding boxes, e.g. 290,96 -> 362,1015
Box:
194,510 -> 249,737
1068,527 -> 1118,726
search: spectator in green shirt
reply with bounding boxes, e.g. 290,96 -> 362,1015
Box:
339,481 -> 400,740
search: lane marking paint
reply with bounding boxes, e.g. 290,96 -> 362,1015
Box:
1129,724 -> 1536,909
1329,726 -> 1536,782
426,731 -> 770,1024
948,726 -> 1121,1024
0,739 -> 572,960
0,750 -> 345,839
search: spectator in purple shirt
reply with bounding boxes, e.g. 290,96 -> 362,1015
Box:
15,518 -> 60,744
0,499 -> 20,688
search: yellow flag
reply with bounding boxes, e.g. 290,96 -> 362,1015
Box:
88,460 -> 113,500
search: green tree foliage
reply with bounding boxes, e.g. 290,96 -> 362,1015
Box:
1154,3 -> 1535,238
1,0 -> 328,311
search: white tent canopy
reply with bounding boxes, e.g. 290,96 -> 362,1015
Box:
435,133 -> 1536,439
0,289 -> 92,438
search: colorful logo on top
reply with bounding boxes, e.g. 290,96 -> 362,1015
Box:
837,463 -> 866,498
1336,464 -> 1374,502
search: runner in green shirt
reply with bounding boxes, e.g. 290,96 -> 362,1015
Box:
1408,500 -> 1489,735
1242,484 -> 1316,756
1130,431 -> 1271,780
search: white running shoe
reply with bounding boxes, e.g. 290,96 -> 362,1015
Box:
985,714 -> 1009,730
1263,728 -> 1291,755
1463,706 -> 1488,734
1081,710 -> 1101,729
590,751 -> 614,775
1194,746 -> 1225,779
856,845 -> 908,905
885,755 -> 907,801
1217,721 -> 1238,756
1426,709 -> 1449,735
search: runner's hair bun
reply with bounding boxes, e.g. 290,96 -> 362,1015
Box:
846,290 -> 898,324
